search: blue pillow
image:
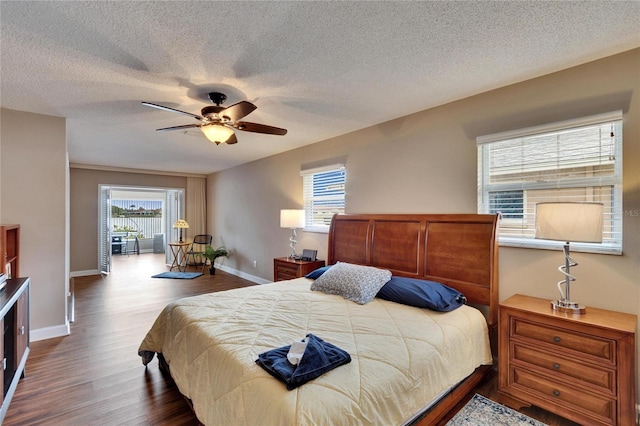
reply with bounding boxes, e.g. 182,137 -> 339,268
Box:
376,276 -> 466,312
305,265 -> 333,279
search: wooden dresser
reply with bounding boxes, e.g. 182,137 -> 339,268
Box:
273,257 -> 325,282
0,277 -> 30,423
499,294 -> 637,426
0,225 -> 20,278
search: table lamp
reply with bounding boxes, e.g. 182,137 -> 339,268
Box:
173,219 -> 189,243
280,209 -> 305,259
535,202 -> 603,314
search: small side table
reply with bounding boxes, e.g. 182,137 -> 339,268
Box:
498,294 -> 637,425
273,257 -> 325,282
169,242 -> 191,272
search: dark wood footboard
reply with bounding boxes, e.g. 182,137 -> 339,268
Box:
415,365 -> 493,426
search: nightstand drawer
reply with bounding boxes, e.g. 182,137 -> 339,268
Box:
511,318 -> 614,364
511,343 -> 615,394
509,366 -> 615,425
273,257 -> 325,282
276,263 -> 299,280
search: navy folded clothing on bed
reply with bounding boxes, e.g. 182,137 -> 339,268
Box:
255,333 -> 351,390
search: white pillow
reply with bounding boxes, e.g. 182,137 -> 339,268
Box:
310,262 -> 391,304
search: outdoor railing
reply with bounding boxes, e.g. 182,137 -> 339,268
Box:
112,217 -> 163,239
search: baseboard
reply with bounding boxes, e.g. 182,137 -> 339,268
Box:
70,269 -> 100,277
71,265 -> 271,284
217,265 -> 271,285
31,322 -> 70,342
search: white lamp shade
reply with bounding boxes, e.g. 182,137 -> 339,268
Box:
535,202 -> 603,243
280,209 -> 305,229
201,124 -> 234,144
173,219 -> 189,229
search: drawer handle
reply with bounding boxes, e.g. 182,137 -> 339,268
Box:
552,363 -> 560,370
552,390 -> 560,397
553,336 -> 561,343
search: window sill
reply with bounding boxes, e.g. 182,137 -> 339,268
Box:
499,237 -> 622,255
303,226 -> 329,234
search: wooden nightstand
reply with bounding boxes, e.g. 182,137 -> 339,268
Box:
498,294 -> 637,426
273,257 -> 325,282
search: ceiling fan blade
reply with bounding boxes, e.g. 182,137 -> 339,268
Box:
226,133 -> 238,145
220,101 -> 257,122
156,124 -> 202,131
233,121 -> 287,136
142,102 -> 203,121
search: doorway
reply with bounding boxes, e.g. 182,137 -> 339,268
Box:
98,185 -> 185,273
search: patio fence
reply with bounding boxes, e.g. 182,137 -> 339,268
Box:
112,217 -> 163,239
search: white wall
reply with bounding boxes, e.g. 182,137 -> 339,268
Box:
1,108 -> 69,339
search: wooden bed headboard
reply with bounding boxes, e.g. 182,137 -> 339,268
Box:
327,213 -> 499,327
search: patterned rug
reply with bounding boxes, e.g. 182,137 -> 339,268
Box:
151,271 -> 203,279
446,394 -> 548,425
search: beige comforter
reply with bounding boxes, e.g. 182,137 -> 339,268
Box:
138,278 -> 492,425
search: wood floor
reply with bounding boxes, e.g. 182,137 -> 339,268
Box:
4,253 -> 578,425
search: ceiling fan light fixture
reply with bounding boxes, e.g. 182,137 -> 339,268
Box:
201,124 -> 234,145
143,92 -> 286,145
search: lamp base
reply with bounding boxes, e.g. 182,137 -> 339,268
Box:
551,299 -> 586,315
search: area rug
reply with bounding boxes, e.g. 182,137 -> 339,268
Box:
446,394 -> 547,425
151,271 -> 203,279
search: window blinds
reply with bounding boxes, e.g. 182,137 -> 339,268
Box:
300,164 -> 346,231
477,111 -> 622,254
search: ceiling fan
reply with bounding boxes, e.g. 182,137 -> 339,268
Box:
142,92 -> 287,145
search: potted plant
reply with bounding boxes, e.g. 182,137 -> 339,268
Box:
203,245 -> 229,275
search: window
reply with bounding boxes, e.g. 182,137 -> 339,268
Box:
301,164 -> 346,232
477,111 -> 622,254
111,199 -> 163,238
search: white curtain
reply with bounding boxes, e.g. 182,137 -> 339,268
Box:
186,177 -> 207,241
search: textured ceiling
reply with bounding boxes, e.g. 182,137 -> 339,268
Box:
1,1 -> 639,175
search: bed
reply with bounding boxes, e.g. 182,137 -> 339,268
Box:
139,213 -> 499,425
